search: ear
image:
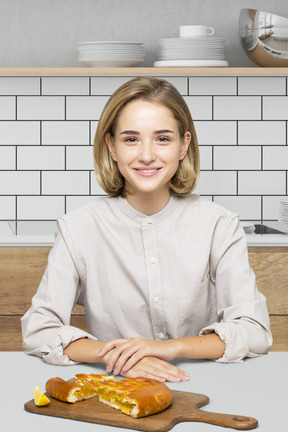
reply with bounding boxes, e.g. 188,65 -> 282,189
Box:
105,133 -> 117,161
179,132 -> 191,160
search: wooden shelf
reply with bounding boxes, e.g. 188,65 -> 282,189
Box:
0,67 -> 288,75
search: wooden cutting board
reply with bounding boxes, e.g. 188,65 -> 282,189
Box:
24,390 -> 258,431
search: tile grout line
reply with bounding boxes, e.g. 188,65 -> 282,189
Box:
40,170 -> 42,197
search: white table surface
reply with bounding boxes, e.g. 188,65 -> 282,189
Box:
0,352 -> 287,432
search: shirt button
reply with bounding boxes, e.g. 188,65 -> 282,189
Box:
146,218 -> 153,224
150,256 -> 157,264
153,296 -> 159,303
159,332 -> 166,340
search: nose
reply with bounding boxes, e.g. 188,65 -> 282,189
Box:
138,141 -> 156,164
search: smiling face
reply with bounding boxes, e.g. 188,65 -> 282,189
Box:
105,99 -> 191,212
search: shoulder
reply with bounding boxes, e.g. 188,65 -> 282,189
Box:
55,196 -> 121,252
60,196 -> 110,221
57,196 -> 120,231
179,194 -> 238,220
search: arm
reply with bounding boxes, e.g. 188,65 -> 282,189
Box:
64,338 -> 190,383
63,338 -> 107,363
200,214 -> 272,362
21,221 -> 97,365
97,333 -> 225,375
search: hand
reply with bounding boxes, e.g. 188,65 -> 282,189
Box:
97,337 -> 181,375
120,356 -> 189,383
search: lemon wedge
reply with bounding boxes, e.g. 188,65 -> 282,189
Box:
34,386 -> 50,406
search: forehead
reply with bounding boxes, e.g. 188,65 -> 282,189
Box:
116,99 -> 177,126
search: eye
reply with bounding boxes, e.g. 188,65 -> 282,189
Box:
157,136 -> 171,143
124,137 -> 138,143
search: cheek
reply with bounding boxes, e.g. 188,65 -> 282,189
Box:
158,147 -> 184,163
114,147 -> 136,167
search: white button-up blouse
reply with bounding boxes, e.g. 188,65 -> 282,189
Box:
21,194 -> 272,365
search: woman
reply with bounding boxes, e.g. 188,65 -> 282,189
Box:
21,77 -> 272,383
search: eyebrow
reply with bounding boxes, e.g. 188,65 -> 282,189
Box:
120,129 -> 175,135
120,130 -> 140,135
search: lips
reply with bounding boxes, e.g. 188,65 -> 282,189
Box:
134,167 -> 162,177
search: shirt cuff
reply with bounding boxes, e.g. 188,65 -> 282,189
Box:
199,322 -> 249,363
41,325 -> 97,365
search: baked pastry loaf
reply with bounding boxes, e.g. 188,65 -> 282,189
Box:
45,377 -> 97,403
46,373 -> 173,418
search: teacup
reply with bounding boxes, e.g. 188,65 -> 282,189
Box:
180,25 -> 215,38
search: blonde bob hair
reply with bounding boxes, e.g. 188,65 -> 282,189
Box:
94,76 -> 200,197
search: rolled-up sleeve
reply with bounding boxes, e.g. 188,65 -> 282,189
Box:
21,221 -> 97,365
200,215 -> 273,363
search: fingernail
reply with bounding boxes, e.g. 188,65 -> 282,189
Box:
106,366 -> 112,373
98,350 -> 103,356
173,377 -> 181,382
113,369 -> 119,375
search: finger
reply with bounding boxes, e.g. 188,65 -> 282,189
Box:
121,366 -> 167,382
121,369 -> 162,381
106,340 -> 146,374
141,358 -> 190,383
98,339 -> 128,357
120,350 -> 146,373
155,366 -> 190,382
115,353 -> 140,374
106,344 -> 138,373
113,346 -> 144,374
155,361 -> 190,381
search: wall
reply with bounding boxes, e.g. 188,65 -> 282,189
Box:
0,0 -> 288,67
0,73 -> 287,235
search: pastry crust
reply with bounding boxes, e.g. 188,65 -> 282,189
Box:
45,374 -> 173,418
45,377 -> 97,403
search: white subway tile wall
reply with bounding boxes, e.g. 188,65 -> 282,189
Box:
214,96 -> 262,120
17,96 -> 65,120
42,121 -> 90,145
0,196 -> 15,219
0,75 -> 287,235
0,121 -> 40,145
0,96 -> 15,120
66,96 -> 109,120
189,77 -> 237,95
42,77 -> 90,96
237,77 -> 286,95
17,196 -> 65,220
0,146 -> 15,170
238,121 -> 286,145
42,171 -> 90,195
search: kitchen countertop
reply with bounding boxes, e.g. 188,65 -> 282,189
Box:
1,351 -> 287,432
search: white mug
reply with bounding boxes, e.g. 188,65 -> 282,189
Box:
180,25 -> 215,38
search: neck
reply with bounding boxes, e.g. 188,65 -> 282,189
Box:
126,190 -> 171,216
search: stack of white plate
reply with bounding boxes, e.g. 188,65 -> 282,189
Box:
154,37 -> 228,67
78,41 -> 145,67
278,199 -> 288,223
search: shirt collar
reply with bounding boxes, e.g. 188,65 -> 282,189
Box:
116,194 -> 179,225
